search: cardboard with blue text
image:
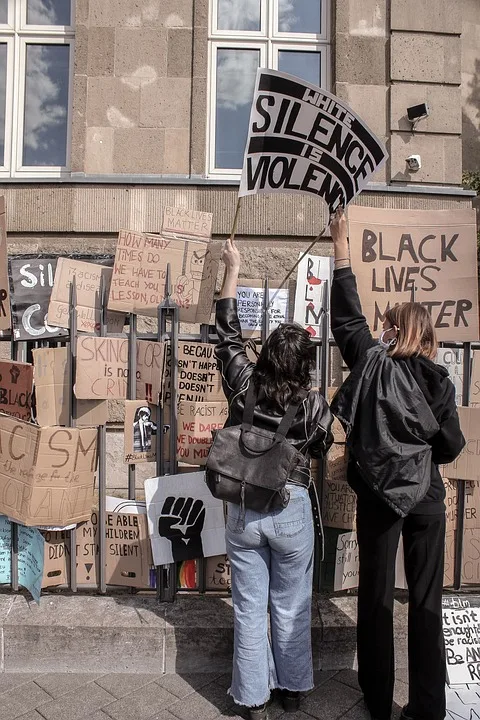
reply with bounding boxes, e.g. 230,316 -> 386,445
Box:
239,69 -> 387,211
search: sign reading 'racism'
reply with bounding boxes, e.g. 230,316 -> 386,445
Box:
239,69 -> 387,211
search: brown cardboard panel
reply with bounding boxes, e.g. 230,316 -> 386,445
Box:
322,443 -> 356,530
177,401 -> 228,466
0,360 -> 33,421
164,341 -> 226,405
443,407 -> 480,481
162,207 -> 213,239
205,554 -> 231,591
444,529 -> 480,587
48,258 -> 125,333
349,207 -> 479,342
444,478 -> 480,532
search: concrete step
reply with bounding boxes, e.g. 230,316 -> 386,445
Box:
0,592 -> 408,674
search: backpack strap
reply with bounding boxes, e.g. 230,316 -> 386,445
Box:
241,382 -> 306,448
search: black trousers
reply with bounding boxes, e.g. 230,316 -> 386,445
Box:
356,492 -> 446,720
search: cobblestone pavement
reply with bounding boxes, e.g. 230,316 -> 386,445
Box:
0,668 -> 409,720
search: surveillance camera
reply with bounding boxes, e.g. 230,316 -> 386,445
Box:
407,103 -> 430,123
406,155 -> 421,172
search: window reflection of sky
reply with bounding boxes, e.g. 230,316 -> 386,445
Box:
27,0 -> 71,26
278,50 -> 321,85
0,44 -> 6,165
23,44 -> 69,166
217,0 -> 261,31
215,48 -> 259,169
278,0 -> 321,34
0,2 -> 7,24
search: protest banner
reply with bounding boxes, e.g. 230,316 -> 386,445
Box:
446,685 -> 480,720
322,444 -> 356,530
0,197 -> 11,331
0,360 -> 33,421
124,400 -> 157,464
42,505 -> 152,589
0,515 -> 44,602
443,407 -> 480,482
9,258 -> 68,341
205,554 -> 231,591
145,471 -> 226,566
236,280 -> 289,334
48,258 -> 125,333
164,341 -> 225,405
436,348 -> 464,407
75,337 -> 165,402
294,254 -> 333,337
107,230 -> 221,324
444,530 -> 480,587
239,69 -> 387,211
334,531 -> 406,591
162,206 -> 213,240
0,414 -> 97,526
444,478 -> 480,532
177,401 -> 228,466
442,596 -> 480,684
349,207 -> 480,342
470,350 -> 480,408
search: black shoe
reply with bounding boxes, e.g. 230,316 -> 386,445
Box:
278,689 -> 301,712
248,704 -> 268,720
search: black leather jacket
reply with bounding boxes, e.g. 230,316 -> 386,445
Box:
215,297 -> 334,459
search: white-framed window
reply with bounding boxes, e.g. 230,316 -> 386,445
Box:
0,0 -> 74,179
207,0 -> 330,178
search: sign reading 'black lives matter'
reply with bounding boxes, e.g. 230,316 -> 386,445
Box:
239,69 -> 387,211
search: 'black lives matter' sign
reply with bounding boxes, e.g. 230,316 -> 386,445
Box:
349,207 -> 479,342
239,69 -> 387,212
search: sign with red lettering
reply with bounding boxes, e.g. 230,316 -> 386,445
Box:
177,401 -> 228,466
163,342 -> 225,405
349,207 -> 479,342
293,254 -> 332,337
239,69 -> 387,212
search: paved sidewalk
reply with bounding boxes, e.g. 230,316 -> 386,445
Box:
0,669 -> 409,720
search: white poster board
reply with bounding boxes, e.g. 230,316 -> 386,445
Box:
237,285 -> 289,333
436,348 -> 463,406
144,471 -> 226,566
294,254 -> 333,337
334,531 -> 407,591
443,596 -> 480,685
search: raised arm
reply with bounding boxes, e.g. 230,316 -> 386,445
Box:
215,238 -> 254,399
330,208 -> 376,370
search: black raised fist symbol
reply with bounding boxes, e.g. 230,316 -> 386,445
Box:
158,496 -> 205,562
9,366 -> 21,384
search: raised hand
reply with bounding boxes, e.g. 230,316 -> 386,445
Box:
158,496 -> 206,562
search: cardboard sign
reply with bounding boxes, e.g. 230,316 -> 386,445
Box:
205,554 -> 231,591
145,471 -> 226,566
442,596 -> 480,684
322,444 -> 356,530
443,407 -> 480,481
9,258 -> 68,341
294,254 -> 333,337
0,197 -> 11,331
164,342 -> 225,405
0,360 -> 33,421
446,685 -> 480,720
48,258 -> 125,333
42,507 -> 151,588
470,350 -> 480,409
239,69 -> 387,211
75,337 -> 165,402
0,515 -> 44,602
108,230 -> 221,324
236,281 -> 289,333
327,387 -> 346,443
334,531 -> 406,591
162,207 -> 213,240
436,348 -> 463,407
33,347 -> 108,427
444,530 -> 480,588
177,401 -> 228,466
0,414 -> 97,526
349,207 -> 480,342
444,478 -> 480,532
124,400 -> 157,464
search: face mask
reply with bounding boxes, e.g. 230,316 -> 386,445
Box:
378,329 -> 397,350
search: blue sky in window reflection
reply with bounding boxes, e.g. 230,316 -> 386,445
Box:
27,0 -> 71,26
23,44 -> 69,166
218,0 -> 260,31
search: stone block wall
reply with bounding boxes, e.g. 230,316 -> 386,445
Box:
462,0 -> 480,174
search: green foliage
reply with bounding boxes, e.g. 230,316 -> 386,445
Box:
462,172 -> 480,255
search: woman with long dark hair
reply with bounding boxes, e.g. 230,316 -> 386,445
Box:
215,237 -> 333,720
329,207 -> 465,720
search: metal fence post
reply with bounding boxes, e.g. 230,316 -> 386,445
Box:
97,277 -> 108,594
128,313 -> 137,500
453,342 -> 472,590
68,278 -> 78,592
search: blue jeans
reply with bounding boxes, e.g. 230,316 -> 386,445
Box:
226,484 -> 314,707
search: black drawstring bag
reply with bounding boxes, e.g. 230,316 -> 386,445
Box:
205,382 -> 309,514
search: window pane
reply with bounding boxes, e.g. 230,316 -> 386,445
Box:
0,2 -> 7,24
0,44 -> 6,165
27,0 -> 71,26
217,0 -> 261,31
215,48 -> 259,169
23,44 -> 70,167
278,50 -> 321,86
278,0 -> 321,34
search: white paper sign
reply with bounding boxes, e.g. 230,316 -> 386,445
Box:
239,69 -> 388,211
237,285 -> 289,332
446,685 -> 480,719
436,348 -> 463,406
144,471 -> 226,566
443,596 -> 480,685
334,531 -> 407,592
294,254 -> 333,337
